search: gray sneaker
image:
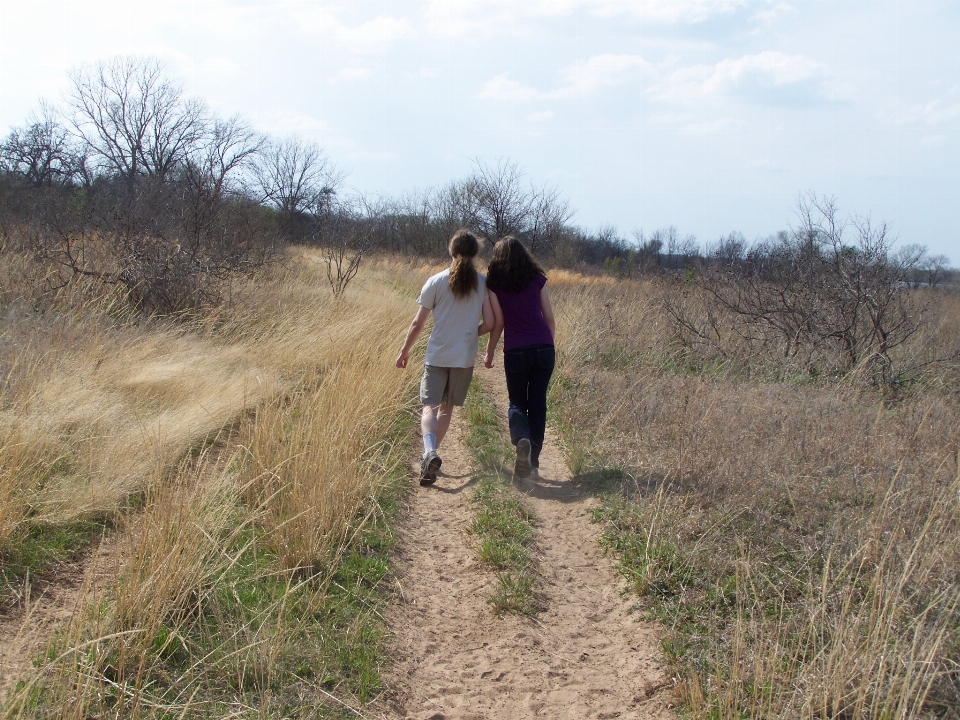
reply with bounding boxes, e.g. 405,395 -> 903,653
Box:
514,438 -> 532,478
419,450 -> 441,486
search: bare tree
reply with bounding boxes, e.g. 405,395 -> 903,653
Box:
0,101 -> 84,187
460,157 -> 573,253
179,114 -> 263,203
253,136 -> 343,241
66,56 -> 206,184
467,157 -> 534,239
528,184 -> 573,255
708,231 -> 747,264
922,253 -> 951,289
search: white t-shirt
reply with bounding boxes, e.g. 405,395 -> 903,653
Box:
417,269 -> 488,368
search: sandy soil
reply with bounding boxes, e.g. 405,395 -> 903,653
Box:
377,364 -> 676,720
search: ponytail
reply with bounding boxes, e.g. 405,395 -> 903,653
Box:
447,229 -> 480,298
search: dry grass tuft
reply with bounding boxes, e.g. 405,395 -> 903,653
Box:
0,248 -> 421,716
550,275 -> 960,718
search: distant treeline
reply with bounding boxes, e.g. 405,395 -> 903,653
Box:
1,56 -> 955,313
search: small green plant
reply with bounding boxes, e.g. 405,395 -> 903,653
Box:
462,383 -> 540,616
490,571 -> 537,616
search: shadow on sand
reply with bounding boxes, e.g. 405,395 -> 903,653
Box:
426,471 -> 479,495
511,466 -> 684,504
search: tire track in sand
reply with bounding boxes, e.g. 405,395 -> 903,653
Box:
378,363 -> 675,720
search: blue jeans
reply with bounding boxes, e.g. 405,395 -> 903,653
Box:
503,344 -> 555,467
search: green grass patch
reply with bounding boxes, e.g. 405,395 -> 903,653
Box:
0,519 -> 108,598
462,383 -> 540,616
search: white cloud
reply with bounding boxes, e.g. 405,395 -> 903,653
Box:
528,110 -> 555,122
748,157 -> 787,172
407,67 -> 442,80
423,0 -> 743,37
209,3 -> 414,53
332,67 -> 373,83
678,117 -> 740,134
706,52 -> 825,92
424,0 -> 570,37
749,1 -> 798,29
549,54 -> 649,98
649,112 -> 697,126
331,15 -> 414,53
350,149 -> 401,163
478,54 -> 648,104
252,109 -> 327,134
478,74 -> 540,103
901,93 -> 960,126
652,51 -> 830,106
585,0 -> 748,23
921,134 -> 946,149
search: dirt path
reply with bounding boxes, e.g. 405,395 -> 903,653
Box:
378,364 -> 675,720
0,532 -> 120,703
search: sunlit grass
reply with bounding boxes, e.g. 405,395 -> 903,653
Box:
550,275 -> 960,718
0,248 -> 421,717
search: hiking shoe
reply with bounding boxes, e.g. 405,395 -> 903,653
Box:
419,450 -> 442,486
514,438 -> 532,479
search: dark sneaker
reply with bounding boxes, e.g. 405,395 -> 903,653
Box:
514,438 -> 532,479
419,450 -> 442,486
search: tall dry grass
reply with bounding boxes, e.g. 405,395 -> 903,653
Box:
0,248 -> 425,716
549,272 -> 960,718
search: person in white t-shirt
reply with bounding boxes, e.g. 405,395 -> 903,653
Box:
396,229 -> 495,485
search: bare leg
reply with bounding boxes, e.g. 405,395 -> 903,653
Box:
421,404 -> 455,445
421,404 -> 440,445
436,403 -> 454,445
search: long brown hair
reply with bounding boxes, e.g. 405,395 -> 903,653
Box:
486,236 -> 545,294
448,229 -> 480,298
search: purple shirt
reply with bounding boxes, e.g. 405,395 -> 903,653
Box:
494,274 -> 554,352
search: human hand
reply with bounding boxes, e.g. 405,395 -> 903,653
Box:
483,353 -> 495,369
396,351 -> 409,368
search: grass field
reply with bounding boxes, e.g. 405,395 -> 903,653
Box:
0,250 -> 436,718
549,272 -> 960,718
3,251 -> 957,718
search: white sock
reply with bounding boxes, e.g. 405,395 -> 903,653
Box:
423,433 -> 437,454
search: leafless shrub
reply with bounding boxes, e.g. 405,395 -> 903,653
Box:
667,194 -> 930,385
310,195 -> 374,297
550,275 -> 960,717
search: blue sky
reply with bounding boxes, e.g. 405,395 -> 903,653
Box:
1,0 -> 957,260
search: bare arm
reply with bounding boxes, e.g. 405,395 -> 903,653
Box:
396,305 -> 431,368
478,295 -> 495,336
540,284 -> 556,340
483,290 -> 505,368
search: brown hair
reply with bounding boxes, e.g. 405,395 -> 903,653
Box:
448,228 -> 480,299
486,236 -> 545,294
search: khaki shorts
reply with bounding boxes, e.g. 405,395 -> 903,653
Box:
420,365 -> 474,407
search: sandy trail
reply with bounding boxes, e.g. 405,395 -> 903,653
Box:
378,363 -> 675,720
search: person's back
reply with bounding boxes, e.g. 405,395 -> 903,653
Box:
483,237 -> 556,478
396,229 -> 494,486
419,268 -> 488,368
492,273 -> 552,352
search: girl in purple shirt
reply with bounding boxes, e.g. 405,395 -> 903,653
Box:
483,237 -> 556,479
